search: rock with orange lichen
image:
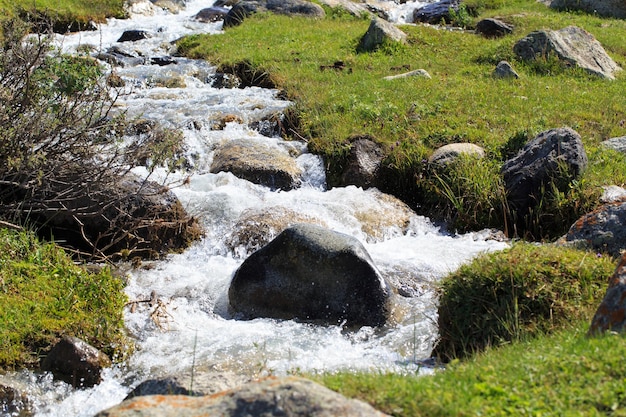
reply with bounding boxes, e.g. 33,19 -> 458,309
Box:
589,253 -> 626,335
560,201 -> 626,257
95,376 -> 389,417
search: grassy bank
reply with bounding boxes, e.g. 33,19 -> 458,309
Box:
0,0 -> 126,24
0,229 -> 128,369
317,321 -> 626,416
177,0 -> 626,237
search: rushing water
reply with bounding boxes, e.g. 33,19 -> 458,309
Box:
2,1 -> 510,415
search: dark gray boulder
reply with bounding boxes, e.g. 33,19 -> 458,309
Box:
339,137 -> 385,188
95,376 -> 390,417
550,0 -> 626,19
117,30 -> 152,43
513,26 -> 622,79
413,0 -> 460,24
357,17 -> 407,53
210,139 -> 302,191
228,224 -> 394,327
223,0 -> 325,28
193,7 -> 229,22
41,336 -> 111,388
589,253 -> 626,335
561,201 -> 626,257
501,127 -> 587,214
476,18 -> 513,38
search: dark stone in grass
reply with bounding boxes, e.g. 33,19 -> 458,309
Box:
229,224 -> 394,327
589,253 -> 626,335
475,18 -> 513,38
41,336 -> 111,388
501,127 -> 587,215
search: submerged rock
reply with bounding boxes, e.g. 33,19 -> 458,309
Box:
229,223 -> 394,327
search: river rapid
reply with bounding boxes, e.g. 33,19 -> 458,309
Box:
1,1 -> 509,415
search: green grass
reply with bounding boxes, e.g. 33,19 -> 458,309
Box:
0,228 -> 129,369
0,0 -> 126,23
317,322 -> 626,416
177,1 -> 626,237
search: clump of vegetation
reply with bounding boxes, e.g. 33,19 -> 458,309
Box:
0,228 -> 128,369
317,322 -> 626,416
433,243 -> 616,361
0,19 -> 199,261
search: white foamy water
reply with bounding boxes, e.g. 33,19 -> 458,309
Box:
6,1 -> 508,415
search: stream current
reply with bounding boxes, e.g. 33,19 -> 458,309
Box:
1,1 -> 510,415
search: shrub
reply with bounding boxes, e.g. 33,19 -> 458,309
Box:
0,19 -> 196,260
433,243 -> 616,361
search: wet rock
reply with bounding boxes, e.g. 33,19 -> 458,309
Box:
210,139 -> 303,191
117,30 -> 152,43
413,0 -> 460,24
428,143 -> 485,166
475,18 -> 513,38
229,223 -> 394,327
501,127 -> 587,214
95,376 -> 389,417
209,73 -> 241,89
150,56 -> 177,66
513,26 -> 622,80
493,60 -> 520,79
41,336 -> 111,388
223,0 -> 325,28
193,7 -> 229,22
383,69 -> 431,80
249,112 -> 285,137
126,377 -> 202,399
550,0 -> 626,19
152,0 -> 186,13
339,138 -> 385,188
588,253 -> 626,335
225,206 -> 327,254
0,383 -> 31,417
560,201 -> 626,257
357,17 -> 407,53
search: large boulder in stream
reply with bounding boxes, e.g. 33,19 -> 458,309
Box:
228,223 -> 394,327
95,376 -> 389,417
210,139 -> 303,191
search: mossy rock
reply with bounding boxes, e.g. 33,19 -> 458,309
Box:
433,243 -> 616,361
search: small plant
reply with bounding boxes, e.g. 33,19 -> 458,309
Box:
448,4 -> 472,29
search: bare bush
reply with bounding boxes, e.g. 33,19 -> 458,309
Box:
0,19 -> 201,261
